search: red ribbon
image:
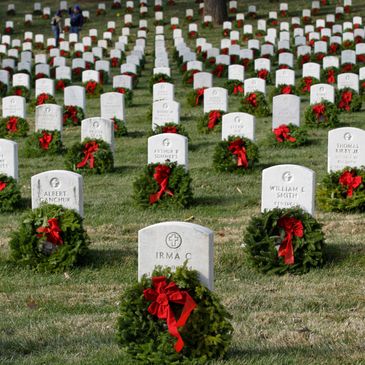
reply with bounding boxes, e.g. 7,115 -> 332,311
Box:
162,126 -> 177,133
6,117 -> 18,132
233,84 -> 244,94
228,138 -> 248,167
213,64 -> 225,78
327,69 -> 336,84
339,170 -> 362,197
277,216 -> 304,265
86,81 -> 97,94
312,104 -> 325,118
39,131 -> 53,150
208,110 -> 221,129
342,63 -> 353,72
195,88 -> 205,105
247,93 -> 258,107
338,91 -> 353,111
329,44 -> 338,54
273,124 -> 296,143
36,93 -> 49,106
76,141 -> 99,169
0,181 -> 7,191
149,165 -> 174,204
357,54 -> 365,63
36,218 -> 63,246
143,276 -> 197,352
257,69 -> 268,79
117,87 -> 126,94
56,80 -> 65,90
303,77 -> 313,92
281,85 -> 292,94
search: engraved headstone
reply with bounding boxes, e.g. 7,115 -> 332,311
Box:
0,139 -> 18,180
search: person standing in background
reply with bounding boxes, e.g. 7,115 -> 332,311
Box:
51,10 -> 62,47
69,5 -> 84,36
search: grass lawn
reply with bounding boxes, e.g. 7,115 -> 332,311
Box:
1,0 -> 365,364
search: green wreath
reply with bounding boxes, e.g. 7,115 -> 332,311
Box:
116,265 -> 233,365
24,130 -> 66,157
304,101 -> 339,128
255,69 -> 272,85
182,69 -> 199,85
111,117 -> 128,137
266,124 -> 309,148
9,204 -> 90,272
65,138 -> 114,174
197,110 -> 225,134
0,174 -> 21,212
99,70 -> 109,85
8,86 -> 30,101
336,88 -> 362,112
112,87 -> 133,107
296,76 -> 319,94
63,105 -> 85,127
213,136 -> 259,174
30,93 -> 57,110
55,79 -> 71,92
186,88 -> 206,107
0,116 -> 29,138
340,63 -> 358,74
149,74 -> 172,92
150,123 -> 189,139
72,67 -> 84,82
133,162 -> 193,208
321,67 -> 338,84
83,81 -> 103,98
240,92 -> 270,117
270,84 -> 297,99
317,167 -> 365,212
225,80 -> 244,96
0,81 -> 8,96
243,207 -> 325,275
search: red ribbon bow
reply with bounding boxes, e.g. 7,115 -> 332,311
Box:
144,276 -> 197,352
36,218 -> 63,246
56,80 -> 65,90
303,77 -> 313,92
339,170 -> 362,197
149,165 -> 174,204
208,110 -> 221,129
36,93 -> 49,106
195,88 -> 205,105
213,64 -> 225,78
247,93 -> 258,107
338,91 -> 353,111
162,126 -> 177,133
277,216 -> 304,265
76,141 -> 99,169
257,69 -> 268,79
86,81 -> 97,94
6,117 -> 18,132
0,181 -> 7,191
117,87 -> 126,94
312,104 -> 325,118
233,84 -> 244,94
39,131 -> 53,150
228,138 -> 248,168
281,85 -> 292,94
273,124 -> 296,143
327,69 -> 336,84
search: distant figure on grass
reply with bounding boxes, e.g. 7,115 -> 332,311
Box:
69,5 -> 84,36
51,10 -> 62,47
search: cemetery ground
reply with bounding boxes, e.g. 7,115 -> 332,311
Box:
1,0 -> 365,364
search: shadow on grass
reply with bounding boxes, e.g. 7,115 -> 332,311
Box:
85,248 -> 137,269
323,241 -> 365,267
112,165 -> 141,175
125,130 -> 145,138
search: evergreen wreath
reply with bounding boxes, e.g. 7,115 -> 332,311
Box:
336,88 -> 362,112
0,174 -> 21,212
0,116 -> 29,138
317,167 -> 365,212
243,207 -> 325,274
182,69 -> 199,85
30,93 -> 57,110
266,124 -> 309,148
0,81 -> 8,97
111,117 -> 128,137
72,67 -> 84,81
150,123 -> 189,139
63,105 -> 84,127
340,63 -> 358,74
297,76 -> 319,94
296,54 -> 311,68
8,86 -> 30,101
197,110 -> 225,134
116,265 -> 233,365
83,81 -> 103,98
270,84 -> 297,98
255,69 -> 272,84
55,78 -> 71,92
213,136 -> 259,174
9,204 -> 90,272
225,80 -> 244,95
149,74 -> 172,92
304,101 -> 339,128
99,70 -> 109,85
65,139 -> 114,174
24,130 -> 65,157
321,67 -> 338,84
113,87 -> 133,106
240,92 -> 270,117
212,64 -> 228,78
186,88 -> 206,107
133,162 -> 193,208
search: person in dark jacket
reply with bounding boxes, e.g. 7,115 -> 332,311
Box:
69,5 -> 83,35
51,10 -> 62,47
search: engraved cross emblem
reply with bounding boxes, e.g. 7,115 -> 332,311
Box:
165,232 -> 182,249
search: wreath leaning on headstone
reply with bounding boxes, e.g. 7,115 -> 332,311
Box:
243,207 -> 325,274
213,136 -> 259,173
9,204 -> 90,272
240,92 -> 270,117
133,162 -> 193,208
24,130 -> 66,157
150,123 -> 190,139
65,138 -> 114,174
149,73 -> 173,92
63,105 -> 85,127
266,124 -> 309,148
197,110 -> 225,133
317,167 -> 365,212
8,86 -> 30,101
30,93 -> 57,110
304,100 -> 339,128
0,116 -> 29,138
0,174 -> 21,212
335,88 -> 362,113
116,265 -> 233,365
